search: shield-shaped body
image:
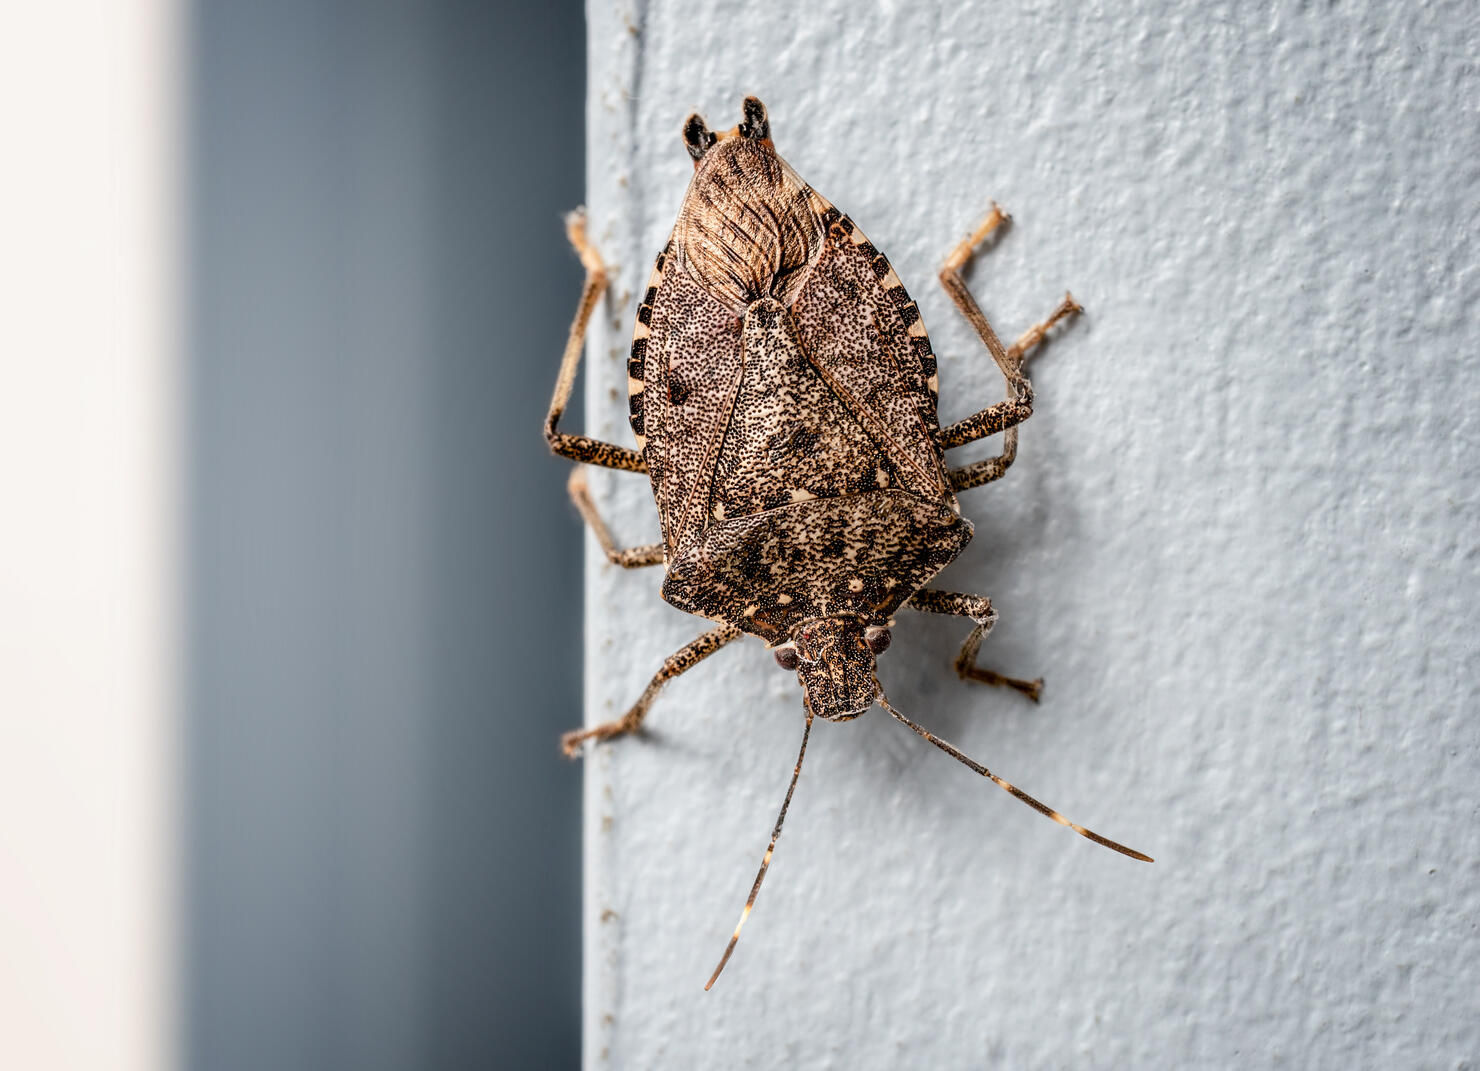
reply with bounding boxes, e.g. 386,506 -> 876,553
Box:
628,123 -> 972,662
546,98 -> 1151,989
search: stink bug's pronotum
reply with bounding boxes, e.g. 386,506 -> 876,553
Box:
545,96 -> 1151,989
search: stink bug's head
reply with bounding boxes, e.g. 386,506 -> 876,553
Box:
774,617 -> 891,722
675,96 -> 823,315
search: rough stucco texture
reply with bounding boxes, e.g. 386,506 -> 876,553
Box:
574,3 -> 1479,1067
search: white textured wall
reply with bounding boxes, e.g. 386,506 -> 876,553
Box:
577,3 -> 1479,1066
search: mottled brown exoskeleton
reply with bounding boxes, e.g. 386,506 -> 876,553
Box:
545,97 -> 1151,988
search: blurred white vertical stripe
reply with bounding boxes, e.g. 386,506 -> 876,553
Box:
0,2 -> 179,1069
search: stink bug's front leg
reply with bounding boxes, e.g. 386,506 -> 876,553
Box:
544,209 -> 648,473
935,204 -> 1082,492
561,623 -> 743,757
908,589 -> 1043,702
567,469 -> 665,568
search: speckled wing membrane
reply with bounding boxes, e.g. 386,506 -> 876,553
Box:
630,240 -> 743,557
793,190 -> 950,499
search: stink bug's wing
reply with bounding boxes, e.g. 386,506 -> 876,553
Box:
631,240 -> 745,556
791,194 -> 950,499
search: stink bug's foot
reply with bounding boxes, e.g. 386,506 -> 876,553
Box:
559,624 -> 745,759
563,206 -> 605,276
561,710 -> 643,758
942,202 -> 1011,275
559,729 -> 588,758
908,589 -> 1042,703
950,620 -> 1043,703
1006,292 -> 1084,370
561,695 -> 655,757
567,468 -> 665,569
958,665 -> 1044,704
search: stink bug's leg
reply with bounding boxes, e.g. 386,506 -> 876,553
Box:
908,589 -> 1043,703
938,203 -> 1024,384
560,624 -> 743,757
935,204 -> 1082,492
934,205 -> 1031,493
544,208 -> 648,474
939,291 -> 1081,444
567,469 -> 665,569
943,294 -> 1082,491
937,387 -> 1034,453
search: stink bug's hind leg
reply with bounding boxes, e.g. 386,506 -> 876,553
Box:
561,624 -> 743,756
943,294 -> 1081,491
545,209 -> 648,473
567,469 -> 665,568
934,204 -> 1082,492
908,589 -> 1043,703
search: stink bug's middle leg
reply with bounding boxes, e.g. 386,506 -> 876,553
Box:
544,209 -> 648,474
561,623 -> 743,756
567,469 -> 665,568
908,589 -> 1043,703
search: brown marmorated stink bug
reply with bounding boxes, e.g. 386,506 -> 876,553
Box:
545,96 -> 1151,989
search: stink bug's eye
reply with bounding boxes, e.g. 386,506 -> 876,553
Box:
865,627 -> 892,655
773,644 -> 799,671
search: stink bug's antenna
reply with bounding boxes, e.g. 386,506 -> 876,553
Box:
876,692 -> 1153,863
705,706 -> 814,991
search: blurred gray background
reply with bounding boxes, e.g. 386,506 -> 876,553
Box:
189,2 -> 584,1067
